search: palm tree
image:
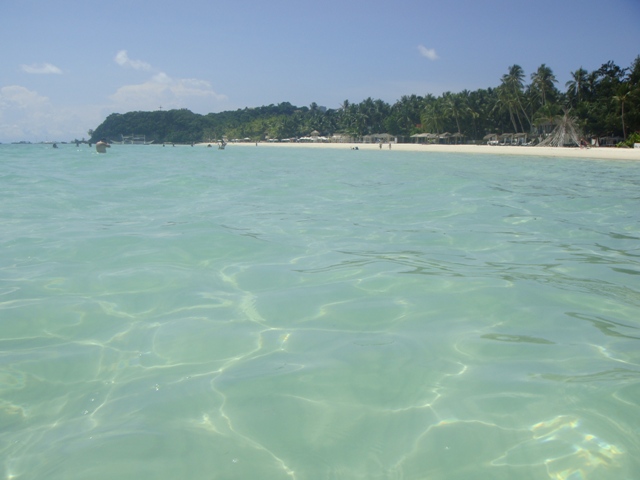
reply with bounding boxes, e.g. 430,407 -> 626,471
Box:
372,98 -> 390,133
338,100 -> 354,136
500,65 -> 531,131
388,95 -> 423,135
504,64 -> 526,90
584,70 -> 600,101
494,85 -> 520,132
566,67 -> 588,105
459,90 -> 481,139
442,92 -> 472,134
359,98 -> 376,135
531,64 -> 558,107
421,96 -> 445,134
613,84 -> 630,139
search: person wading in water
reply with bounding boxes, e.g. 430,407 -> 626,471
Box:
96,138 -> 110,153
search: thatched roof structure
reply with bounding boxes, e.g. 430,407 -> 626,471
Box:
536,112 -> 581,147
411,133 -> 439,143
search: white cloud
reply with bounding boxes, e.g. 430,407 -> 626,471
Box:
20,63 -> 63,74
418,45 -> 439,61
0,51 -> 229,142
114,50 -> 152,71
152,72 -> 172,84
0,85 -> 104,142
110,50 -> 227,111
0,85 -> 50,109
109,73 -> 227,112
0,85 -> 58,140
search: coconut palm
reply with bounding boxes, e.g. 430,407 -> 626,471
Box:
504,64 -> 526,91
566,67 -> 588,105
584,70 -> 600,101
493,84 -> 521,133
388,95 -> 423,135
421,95 -> 445,134
613,84 -> 630,139
500,65 -> 531,130
442,92 -> 472,134
531,64 -> 558,107
338,100 -> 356,136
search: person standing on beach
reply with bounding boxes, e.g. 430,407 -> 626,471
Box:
96,138 -> 110,153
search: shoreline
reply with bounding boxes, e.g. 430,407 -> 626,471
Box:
197,141 -> 640,161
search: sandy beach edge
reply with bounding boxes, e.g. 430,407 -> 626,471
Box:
196,141 -> 640,161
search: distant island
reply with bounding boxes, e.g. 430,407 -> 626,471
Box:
89,58 -> 640,148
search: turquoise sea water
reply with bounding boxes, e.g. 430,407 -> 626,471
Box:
1,143 -> 639,479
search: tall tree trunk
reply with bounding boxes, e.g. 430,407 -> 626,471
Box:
509,107 -> 518,133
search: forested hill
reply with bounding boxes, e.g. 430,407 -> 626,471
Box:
90,103 -> 301,145
89,58 -> 640,145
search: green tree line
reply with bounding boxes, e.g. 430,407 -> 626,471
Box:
90,57 -> 640,145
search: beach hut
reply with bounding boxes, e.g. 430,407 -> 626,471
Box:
451,132 -> 465,144
411,133 -> 429,144
483,133 -> 498,145
599,136 -> 623,147
514,133 -> 528,145
438,132 -> 451,144
363,133 -> 394,144
410,133 -> 438,144
535,121 -> 556,136
411,133 -> 442,144
374,133 -> 394,143
331,134 -> 353,143
499,133 -> 514,145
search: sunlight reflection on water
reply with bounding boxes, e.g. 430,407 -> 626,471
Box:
1,144 -> 639,479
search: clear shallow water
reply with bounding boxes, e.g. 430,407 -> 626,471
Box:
1,143 -> 639,480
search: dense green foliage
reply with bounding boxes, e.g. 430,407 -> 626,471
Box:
91,58 -> 640,144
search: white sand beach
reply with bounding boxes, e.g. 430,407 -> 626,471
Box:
203,141 -> 640,161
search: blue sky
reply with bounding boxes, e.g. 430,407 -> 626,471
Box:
2,0 -> 639,142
